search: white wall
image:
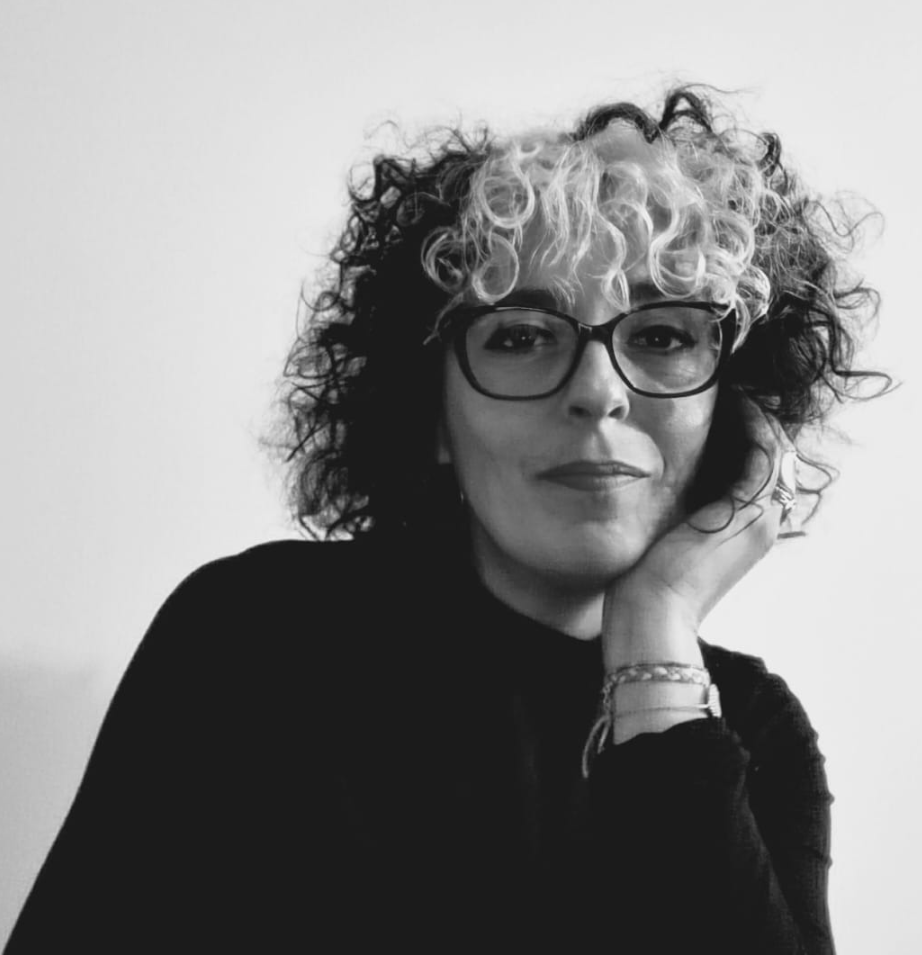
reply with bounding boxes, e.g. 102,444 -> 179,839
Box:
1,1 -> 918,950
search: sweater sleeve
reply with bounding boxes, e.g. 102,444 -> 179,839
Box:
584,663 -> 835,955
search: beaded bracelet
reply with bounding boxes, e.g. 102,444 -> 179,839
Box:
607,662 -> 710,689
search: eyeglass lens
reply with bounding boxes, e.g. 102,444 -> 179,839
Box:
464,305 -> 723,397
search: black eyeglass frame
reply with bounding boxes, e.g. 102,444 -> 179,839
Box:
445,301 -> 737,400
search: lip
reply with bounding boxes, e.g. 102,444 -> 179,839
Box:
537,459 -> 650,491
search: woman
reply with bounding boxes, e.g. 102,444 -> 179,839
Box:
7,88 -> 886,953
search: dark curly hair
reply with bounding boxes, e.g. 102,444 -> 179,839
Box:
275,86 -> 889,539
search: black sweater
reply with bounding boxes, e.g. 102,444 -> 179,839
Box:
6,535 -> 835,953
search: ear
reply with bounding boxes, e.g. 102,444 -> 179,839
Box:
435,419 -> 452,465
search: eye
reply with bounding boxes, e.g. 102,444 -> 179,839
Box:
484,323 -> 559,352
629,324 -> 696,352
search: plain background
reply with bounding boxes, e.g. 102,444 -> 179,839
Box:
1,1 -> 918,950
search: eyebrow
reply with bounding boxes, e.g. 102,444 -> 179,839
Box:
493,281 -> 668,312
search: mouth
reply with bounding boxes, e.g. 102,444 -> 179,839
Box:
537,460 -> 650,491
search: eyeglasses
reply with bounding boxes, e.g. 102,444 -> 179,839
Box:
445,301 -> 735,400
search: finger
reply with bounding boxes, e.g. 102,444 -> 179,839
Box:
773,446 -> 803,538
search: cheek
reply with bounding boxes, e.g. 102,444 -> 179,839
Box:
646,395 -> 716,487
439,362 -> 521,484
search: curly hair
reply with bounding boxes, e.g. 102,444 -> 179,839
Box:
276,86 -> 889,538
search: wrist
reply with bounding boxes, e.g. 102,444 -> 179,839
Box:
602,589 -> 701,672
602,612 -> 702,672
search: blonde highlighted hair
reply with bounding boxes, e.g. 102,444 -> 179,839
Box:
424,121 -> 772,344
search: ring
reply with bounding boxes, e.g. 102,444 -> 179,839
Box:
771,449 -> 798,525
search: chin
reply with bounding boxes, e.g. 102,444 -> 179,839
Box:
470,506 -> 665,597
561,546 -> 646,589
521,525 -> 653,592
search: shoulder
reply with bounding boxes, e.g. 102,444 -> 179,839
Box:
141,539 -> 336,644
170,537 -> 376,595
114,535 -> 439,732
699,638 -> 825,766
141,532 -> 450,666
159,534 -> 419,619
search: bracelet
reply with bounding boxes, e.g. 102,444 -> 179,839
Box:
606,662 -> 710,690
598,662 -> 710,713
581,672 -> 721,779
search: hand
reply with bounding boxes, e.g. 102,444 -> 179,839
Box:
601,399 -> 797,672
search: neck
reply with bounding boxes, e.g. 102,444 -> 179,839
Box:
469,524 -> 605,640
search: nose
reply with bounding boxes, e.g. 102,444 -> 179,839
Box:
562,338 -> 631,421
